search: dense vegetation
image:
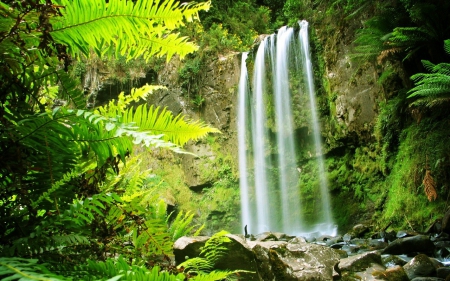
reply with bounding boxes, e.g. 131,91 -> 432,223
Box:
0,0 -> 245,280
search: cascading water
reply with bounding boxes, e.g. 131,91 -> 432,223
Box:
299,20 -> 335,234
238,21 -> 336,236
238,52 -> 251,234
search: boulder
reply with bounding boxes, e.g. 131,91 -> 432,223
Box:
382,255 -> 408,267
368,239 -> 389,250
373,265 -> 409,281
174,234 -> 342,281
256,232 -> 278,241
352,224 -> 370,238
436,267 -> 450,279
173,236 -> 209,264
352,263 -> 386,281
214,235 -> 261,281
403,254 -> 437,280
248,240 -> 341,280
382,235 -> 435,255
338,251 -> 383,272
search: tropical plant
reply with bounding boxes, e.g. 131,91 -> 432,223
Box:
407,40 -> 450,107
0,0 -> 225,280
178,230 -> 246,280
353,1 -> 450,66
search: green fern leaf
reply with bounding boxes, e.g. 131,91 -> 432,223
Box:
50,0 -> 211,61
0,257 -> 66,281
121,104 -> 220,146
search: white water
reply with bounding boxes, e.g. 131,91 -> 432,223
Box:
272,27 -> 301,234
238,52 -> 251,234
238,22 -> 336,237
252,39 -> 271,234
299,20 -> 335,234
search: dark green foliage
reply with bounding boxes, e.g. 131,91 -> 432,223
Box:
380,115 -> 450,230
178,230 -> 245,280
407,40 -> 450,107
374,90 -> 410,172
0,257 -> 67,281
0,1 -> 226,280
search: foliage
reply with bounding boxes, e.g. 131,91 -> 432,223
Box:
353,0 -> 450,68
407,40 -> 450,107
50,0 -> 210,62
328,0 -> 370,16
178,230 -> 245,280
199,0 -> 271,50
374,91 -> 410,172
1,255 -> 235,281
0,257 -> 67,281
380,118 -> 449,230
167,211 -> 205,241
0,0 -> 226,280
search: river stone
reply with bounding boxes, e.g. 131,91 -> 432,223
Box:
374,265 -> 409,281
382,255 -> 408,267
382,235 -> 435,255
256,232 -> 278,241
353,263 -> 386,281
403,254 -> 437,280
338,251 -> 383,272
436,267 -> 450,279
369,239 -> 389,250
343,233 -> 352,243
248,240 -> 341,280
326,236 -> 343,246
173,236 -> 209,264
352,224 -> 370,238
288,236 -> 307,244
341,244 -> 360,255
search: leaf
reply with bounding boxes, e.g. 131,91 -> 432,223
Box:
50,0 -> 211,61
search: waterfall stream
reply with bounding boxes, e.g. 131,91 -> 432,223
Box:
238,21 -> 336,237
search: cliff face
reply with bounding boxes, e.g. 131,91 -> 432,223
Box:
145,53 -> 243,233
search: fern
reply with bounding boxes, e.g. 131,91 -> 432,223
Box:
191,271 -> 240,281
85,256 -> 185,281
131,219 -> 173,256
167,211 -> 204,241
120,104 -> 221,146
50,0 -> 211,61
178,230 -> 231,275
407,40 -> 450,107
0,257 -> 66,281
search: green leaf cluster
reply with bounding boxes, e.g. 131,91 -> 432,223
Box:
0,0 -> 228,280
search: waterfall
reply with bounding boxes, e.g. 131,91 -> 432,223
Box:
238,52 -> 251,234
299,21 -> 334,233
238,21 -> 336,236
272,27 -> 301,234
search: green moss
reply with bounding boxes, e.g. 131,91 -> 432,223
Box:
381,117 -> 450,230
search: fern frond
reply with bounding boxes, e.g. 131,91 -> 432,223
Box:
132,219 -> 173,256
178,230 -> 231,275
85,256 -> 185,281
191,270 -> 241,281
444,39 -> 450,55
121,104 -> 221,146
167,211 -> 203,241
0,257 -> 66,281
179,257 -> 215,274
50,0 -> 211,61
55,70 -> 87,109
